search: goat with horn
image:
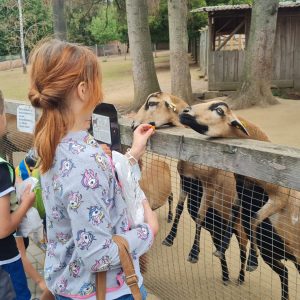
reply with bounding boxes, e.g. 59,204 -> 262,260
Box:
180,100 -> 300,300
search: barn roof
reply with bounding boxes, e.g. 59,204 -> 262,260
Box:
191,2 -> 300,13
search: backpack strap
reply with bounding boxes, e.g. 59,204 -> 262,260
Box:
0,157 -> 15,186
96,235 -> 142,300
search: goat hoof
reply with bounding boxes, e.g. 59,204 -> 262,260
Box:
213,250 -> 224,259
162,238 -> 173,247
246,265 -> 258,272
237,276 -> 245,285
187,255 -> 199,264
223,279 -> 230,286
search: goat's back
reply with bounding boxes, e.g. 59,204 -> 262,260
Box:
140,158 -> 172,210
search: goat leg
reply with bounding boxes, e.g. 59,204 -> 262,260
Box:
234,219 -> 248,284
162,191 -> 187,247
167,192 -> 174,223
251,197 -> 287,256
246,240 -> 259,272
188,222 -> 202,263
214,201 -> 240,258
187,190 -> 212,263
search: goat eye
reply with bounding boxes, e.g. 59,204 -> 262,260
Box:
216,107 -> 224,116
148,102 -> 157,107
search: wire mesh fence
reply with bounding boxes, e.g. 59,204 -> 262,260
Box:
2,108 -> 300,300
139,152 -> 300,300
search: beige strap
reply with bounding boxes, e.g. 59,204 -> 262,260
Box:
96,235 -> 142,300
96,271 -> 106,300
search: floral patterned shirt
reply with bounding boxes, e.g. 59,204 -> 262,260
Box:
41,131 -> 154,299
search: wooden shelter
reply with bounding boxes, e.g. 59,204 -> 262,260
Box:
193,2 -> 300,91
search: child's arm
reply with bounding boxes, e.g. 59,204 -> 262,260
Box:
0,185 -> 35,239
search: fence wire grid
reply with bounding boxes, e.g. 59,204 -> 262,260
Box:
1,112 -> 300,300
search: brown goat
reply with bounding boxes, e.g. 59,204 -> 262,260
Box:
133,92 -> 250,284
180,100 -> 300,300
139,158 -> 173,222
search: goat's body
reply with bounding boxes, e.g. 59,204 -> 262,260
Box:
139,158 -> 173,222
227,117 -> 300,300
163,160 -> 248,284
133,92 -> 250,283
179,100 -> 300,300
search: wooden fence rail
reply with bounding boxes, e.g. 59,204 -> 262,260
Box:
5,99 -> 300,191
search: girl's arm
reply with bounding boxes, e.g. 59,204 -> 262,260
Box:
0,185 -> 35,238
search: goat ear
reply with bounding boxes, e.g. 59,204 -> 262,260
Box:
230,117 -> 249,136
164,99 -> 177,112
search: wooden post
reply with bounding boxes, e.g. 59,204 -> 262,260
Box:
294,18 -> 300,91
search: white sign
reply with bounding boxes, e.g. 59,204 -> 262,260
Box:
17,105 -> 35,134
92,113 -> 111,144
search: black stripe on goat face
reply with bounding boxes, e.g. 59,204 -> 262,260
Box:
209,102 -> 228,117
179,112 -> 209,135
145,100 -> 159,111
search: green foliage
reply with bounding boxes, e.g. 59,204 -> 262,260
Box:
148,0 -> 169,43
113,0 -> 128,44
0,0 -> 53,57
188,0 -> 207,39
65,0 -> 103,45
0,0 -> 255,57
89,5 -> 120,44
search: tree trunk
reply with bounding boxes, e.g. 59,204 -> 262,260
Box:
231,0 -> 279,109
168,0 -> 193,104
17,0 -> 27,74
52,0 -> 67,40
126,0 -> 161,111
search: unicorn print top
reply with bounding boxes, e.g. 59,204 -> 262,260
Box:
41,131 -> 154,299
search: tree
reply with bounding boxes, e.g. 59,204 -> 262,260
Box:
230,0 -> 279,109
52,0 -> 67,40
0,0 -> 52,57
148,1 -> 169,46
168,0 -> 193,104
126,0 -> 161,111
17,0 -> 26,73
187,0 -> 207,40
66,0 -> 104,45
89,5 -> 119,45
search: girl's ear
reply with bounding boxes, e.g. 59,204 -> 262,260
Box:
77,82 -> 87,103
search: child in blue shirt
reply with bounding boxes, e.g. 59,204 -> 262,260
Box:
0,90 -> 36,299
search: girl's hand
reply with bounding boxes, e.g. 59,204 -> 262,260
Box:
130,124 -> 155,161
20,185 -> 36,210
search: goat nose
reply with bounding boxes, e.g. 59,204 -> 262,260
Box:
148,122 -> 155,126
183,107 -> 191,113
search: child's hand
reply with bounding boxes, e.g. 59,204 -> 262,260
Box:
20,185 -> 36,209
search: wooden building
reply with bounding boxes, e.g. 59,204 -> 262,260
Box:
193,2 -> 300,91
